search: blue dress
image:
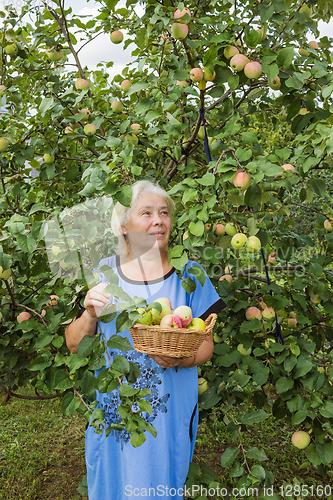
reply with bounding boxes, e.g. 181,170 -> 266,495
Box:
85,255 -> 224,500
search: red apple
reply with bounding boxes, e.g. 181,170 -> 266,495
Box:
46,295 -> 59,307
190,68 -> 203,82
174,7 -> 191,22
214,223 -> 226,236
120,79 -> 132,91
151,297 -> 172,324
219,274 -> 232,283
246,306 -> 262,320
75,78 -> 89,90
309,40 -> 319,49
17,311 -> 31,323
130,123 -> 141,134
244,61 -> 262,79
173,305 -> 193,327
233,171 -> 251,189
281,163 -> 295,174
160,314 -> 182,328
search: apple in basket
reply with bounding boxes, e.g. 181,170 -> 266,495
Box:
136,307 -> 153,325
160,314 -> 182,328
187,317 -> 206,331
151,297 -> 172,324
173,305 -> 193,327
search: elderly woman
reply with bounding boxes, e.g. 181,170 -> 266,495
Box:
65,180 -> 225,500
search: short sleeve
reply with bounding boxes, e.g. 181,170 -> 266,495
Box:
185,261 -> 227,320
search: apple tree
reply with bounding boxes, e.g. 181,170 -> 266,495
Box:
1,0 -> 333,495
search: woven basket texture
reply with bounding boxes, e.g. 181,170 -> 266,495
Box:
129,313 -> 217,358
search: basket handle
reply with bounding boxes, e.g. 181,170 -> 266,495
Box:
204,313 -> 217,332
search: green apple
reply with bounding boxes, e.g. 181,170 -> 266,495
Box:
299,48 -> 310,57
171,23 -> 188,40
0,138 -> 9,152
224,45 -> 239,59
247,235 -> 261,252
268,76 -> 281,90
147,147 -> 157,158
244,61 -> 262,80
46,47 -> 64,61
43,153 -> 54,164
0,85 -> 6,96
151,297 -> 172,325
225,223 -> 237,236
120,79 -> 132,91
213,332 -> 223,343
188,317 -> 206,331
230,54 -> 249,72
237,344 -> 251,356
75,78 -> 89,90
262,307 -> 275,320
0,311 -> 2,321
124,134 -> 139,145
136,307 -> 153,325
291,431 -> 310,449
197,126 -> 206,140
231,233 -> 247,250
287,317 -> 297,328
198,377 -> 209,396
110,30 -> 123,44
309,40 -> 319,49
84,124 -> 96,135
324,220 -> 333,232
299,4 -> 312,20
111,101 -> 124,113
174,7 -> 191,22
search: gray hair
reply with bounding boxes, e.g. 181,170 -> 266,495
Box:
111,180 -> 175,255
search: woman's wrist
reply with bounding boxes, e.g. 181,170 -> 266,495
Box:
178,354 -> 196,368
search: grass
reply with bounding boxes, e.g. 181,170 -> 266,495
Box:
1,387 -> 333,499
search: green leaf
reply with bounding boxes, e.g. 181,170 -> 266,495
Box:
181,277 -> 196,294
119,384 -> 139,397
294,359 -> 313,378
221,447 -> 240,467
240,409 -> 268,425
138,399 -> 152,414
77,335 -> 100,359
107,335 -> 133,351
251,464 -> 265,481
54,369 -> 75,390
130,430 -> 146,447
112,355 -> 130,376
246,447 -> 268,461
276,47 -> 294,69
28,356 -> 52,372
244,184 -> 261,207
188,265 -> 206,286
276,376 -> 294,394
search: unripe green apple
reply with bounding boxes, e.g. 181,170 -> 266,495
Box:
188,317 -> 206,331
46,47 -> 64,61
291,431 -> 310,449
136,307 -> 153,325
287,317 -> 297,328
79,108 -> 91,121
231,233 -> 247,250
237,344 -> 251,356
268,76 -> 281,90
120,79 -> 132,91
247,235 -> 261,253
43,153 -> 54,164
244,61 -> 262,80
190,68 -> 203,82
299,48 -> 310,57
225,223 -> 237,236
262,307 -> 275,320
224,45 -> 239,59
110,30 -> 123,44
0,138 -> 9,152
198,377 -> 209,396
171,23 -> 188,40
324,219 -> 333,232
75,78 -> 89,90
230,54 -> 249,72
5,43 -> 18,56
0,85 -> 6,96
213,332 -> 223,343
203,67 -> 216,81
111,101 -> 124,113
246,306 -> 262,320
84,124 -> 96,135
197,126 -> 205,140
124,134 -> 139,145
147,147 -> 157,158
233,171 -> 251,189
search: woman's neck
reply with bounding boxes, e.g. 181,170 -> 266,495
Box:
119,250 -> 172,281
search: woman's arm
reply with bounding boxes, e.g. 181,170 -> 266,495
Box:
65,283 -> 111,353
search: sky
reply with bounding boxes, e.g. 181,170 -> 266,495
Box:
47,0 -> 333,81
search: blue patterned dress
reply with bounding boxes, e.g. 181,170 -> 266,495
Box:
85,256 -> 224,499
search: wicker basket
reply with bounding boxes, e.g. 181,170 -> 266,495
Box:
129,313 -> 217,358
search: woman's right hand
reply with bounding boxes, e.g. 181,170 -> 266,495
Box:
83,282 -> 112,319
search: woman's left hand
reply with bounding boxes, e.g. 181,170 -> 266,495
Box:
150,354 -> 186,369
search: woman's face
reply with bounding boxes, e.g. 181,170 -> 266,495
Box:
122,192 -> 172,255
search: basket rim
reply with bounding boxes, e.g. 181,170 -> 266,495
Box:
129,312 -> 217,336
